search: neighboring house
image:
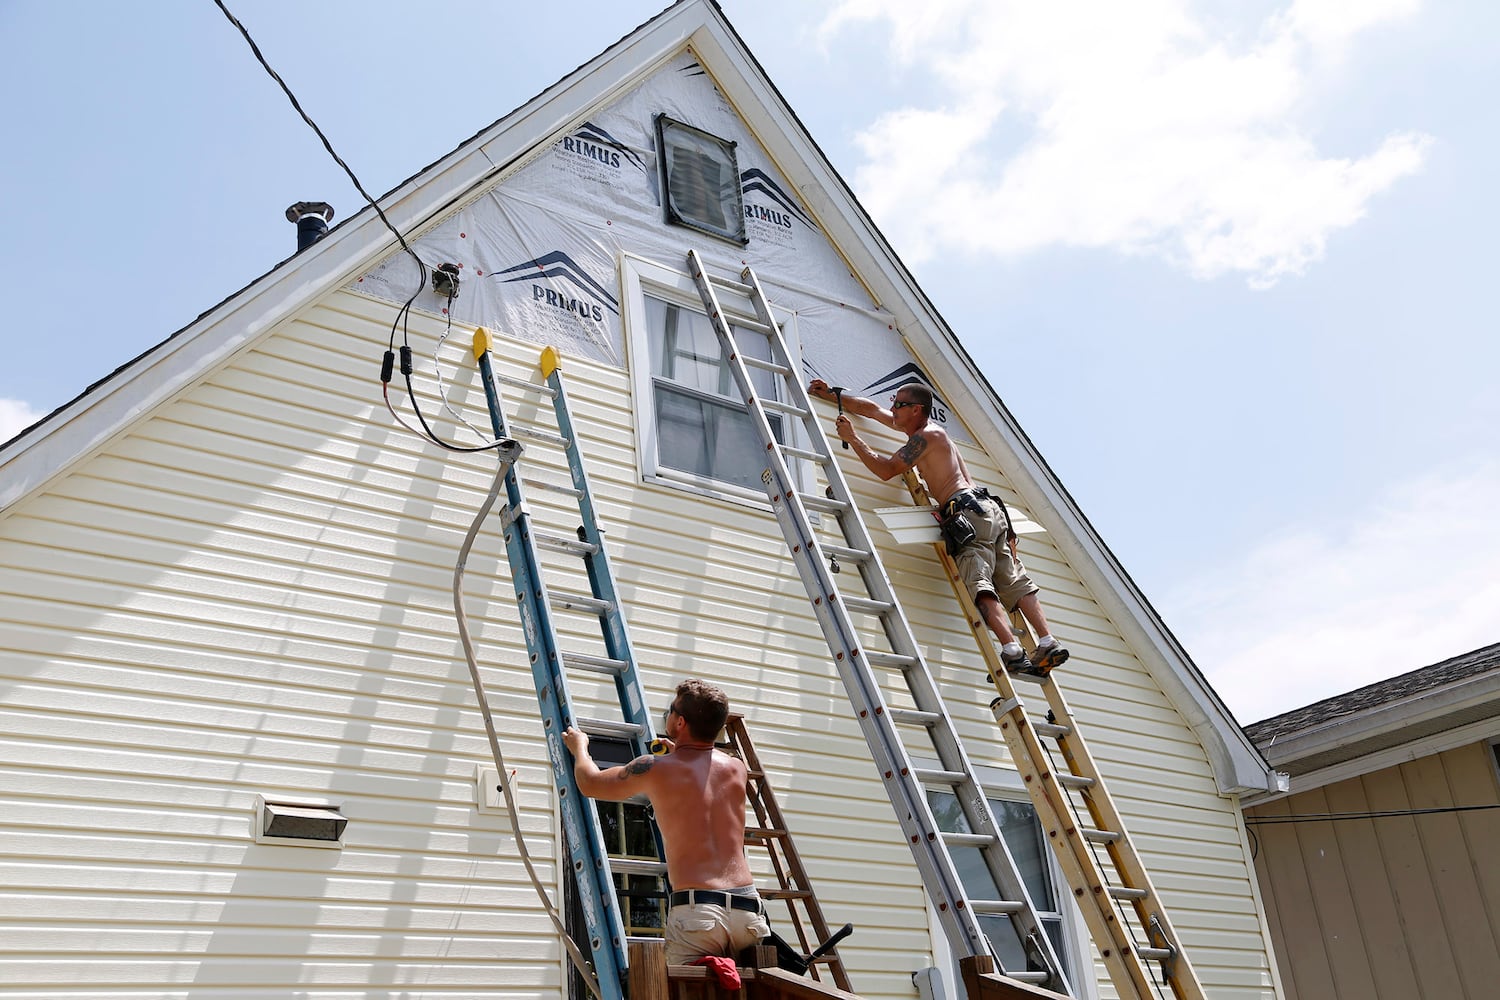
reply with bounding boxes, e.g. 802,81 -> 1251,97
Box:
0,2 -> 1284,998
1243,643 -> 1500,1000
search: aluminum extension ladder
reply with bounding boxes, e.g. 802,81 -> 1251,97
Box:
471,332 -> 660,1000
686,250 -> 1070,993
902,476 -> 1207,1000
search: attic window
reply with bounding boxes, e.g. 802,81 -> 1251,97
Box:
656,115 -> 746,244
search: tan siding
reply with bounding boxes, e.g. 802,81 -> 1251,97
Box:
1247,742 -> 1500,1000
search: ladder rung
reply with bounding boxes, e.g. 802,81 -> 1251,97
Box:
821,543 -> 871,564
492,370 -> 559,399
518,477 -> 583,501
746,828 -> 788,840
779,445 -> 827,464
1110,886 -> 1149,901
798,493 -> 850,514
549,590 -> 613,616
887,707 -> 940,727
760,398 -> 811,419
967,898 -> 1025,915
561,651 -> 629,676
1033,722 -> 1070,739
914,768 -> 967,786
510,423 -> 570,449
942,832 -> 997,848
759,888 -> 812,901
709,274 -> 754,296
841,595 -> 894,615
1138,947 -> 1174,962
1082,827 -> 1119,845
1056,774 -> 1095,790
532,531 -> 600,557
864,651 -> 918,670
576,717 -> 645,740
741,354 -> 790,376
609,857 -> 666,877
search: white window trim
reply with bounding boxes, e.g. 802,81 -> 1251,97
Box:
619,250 -> 809,509
915,759 -> 1097,1000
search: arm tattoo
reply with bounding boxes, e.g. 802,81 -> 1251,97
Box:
621,756 -> 655,778
896,433 -> 928,467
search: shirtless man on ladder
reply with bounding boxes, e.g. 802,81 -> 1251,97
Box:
808,379 -> 1069,676
564,679 -> 769,964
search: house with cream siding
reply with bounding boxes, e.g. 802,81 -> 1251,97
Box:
1243,643 -> 1500,1000
0,1 -> 1283,997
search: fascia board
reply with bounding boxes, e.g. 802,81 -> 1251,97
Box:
0,1 -> 712,517
692,6 -> 1276,796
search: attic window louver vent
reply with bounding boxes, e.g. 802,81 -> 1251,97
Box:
656,114 -> 746,245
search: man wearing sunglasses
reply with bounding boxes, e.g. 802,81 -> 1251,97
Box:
563,678 -> 768,964
807,378 -> 1068,677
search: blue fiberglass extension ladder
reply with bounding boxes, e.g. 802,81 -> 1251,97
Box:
470,332 -> 659,1000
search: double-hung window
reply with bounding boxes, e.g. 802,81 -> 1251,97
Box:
623,254 -> 802,502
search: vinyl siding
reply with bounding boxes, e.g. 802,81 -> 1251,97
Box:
0,287 -> 1275,998
1246,741 -> 1500,1000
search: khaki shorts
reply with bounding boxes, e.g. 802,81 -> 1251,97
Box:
664,899 -> 771,966
952,496 -> 1038,612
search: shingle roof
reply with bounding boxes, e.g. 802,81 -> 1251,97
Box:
1245,642 -> 1500,747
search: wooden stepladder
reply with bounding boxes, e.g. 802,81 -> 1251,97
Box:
469,335 -> 663,1000
687,250 -> 1069,993
721,714 -> 854,992
902,472 -> 1207,1000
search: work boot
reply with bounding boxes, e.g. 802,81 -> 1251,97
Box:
1031,641 -> 1070,673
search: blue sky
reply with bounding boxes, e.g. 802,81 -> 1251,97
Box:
2,0 -> 1494,723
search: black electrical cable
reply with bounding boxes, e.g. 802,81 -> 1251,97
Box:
1243,802 -> 1500,825
213,0 -> 516,454
212,0 -> 418,265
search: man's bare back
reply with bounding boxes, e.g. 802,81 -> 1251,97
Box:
564,681 -> 752,890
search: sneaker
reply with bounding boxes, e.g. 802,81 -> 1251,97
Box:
1001,648 -> 1040,676
1031,642 -> 1070,673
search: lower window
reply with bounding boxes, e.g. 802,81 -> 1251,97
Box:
928,789 -> 1074,983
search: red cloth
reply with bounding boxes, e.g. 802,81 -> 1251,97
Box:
689,955 -> 742,990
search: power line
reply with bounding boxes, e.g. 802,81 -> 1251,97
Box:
211,0 -> 418,264
1244,802 -> 1500,826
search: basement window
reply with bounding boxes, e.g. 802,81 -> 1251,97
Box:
656,115 -> 747,244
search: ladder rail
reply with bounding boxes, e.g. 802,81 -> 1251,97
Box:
903,472 -> 1206,1000
688,250 -> 1069,992
724,715 -> 854,993
473,334 -> 638,1000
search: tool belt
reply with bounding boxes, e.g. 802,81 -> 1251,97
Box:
941,486 -> 993,518
937,487 -> 1014,556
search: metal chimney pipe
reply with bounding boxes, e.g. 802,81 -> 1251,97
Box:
285,201 -> 335,251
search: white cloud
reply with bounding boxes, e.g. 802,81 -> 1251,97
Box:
1162,459 -> 1500,724
0,398 -> 45,443
822,0 -> 1431,286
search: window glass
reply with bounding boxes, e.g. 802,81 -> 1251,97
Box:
644,295 -> 782,493
586,737 -> 667,937
928,790 -> 1070,981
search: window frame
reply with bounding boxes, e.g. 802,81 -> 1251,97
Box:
655,114 -> 748,245
620,252 -> 808,508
